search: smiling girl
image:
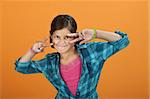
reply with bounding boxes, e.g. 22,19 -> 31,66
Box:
15,14 -> 130,99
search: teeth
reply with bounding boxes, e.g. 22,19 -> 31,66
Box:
60,46 -> 65,47
58,46 -> 66,49
59,46 -> 66,47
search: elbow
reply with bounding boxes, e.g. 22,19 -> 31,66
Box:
120,37 -> 130,49
14,62 -> 29,74
115,35 -> 122,41
110,35 -> 122,42
14,59 -> 31,74
118,35 -> 122,40
15,66 -> 28,74
126,38 -> 130,47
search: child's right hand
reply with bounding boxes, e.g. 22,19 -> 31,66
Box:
18,37 -> 53,62
31,37 -> 51,54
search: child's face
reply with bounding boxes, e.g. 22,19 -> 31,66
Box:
51,28 -> 76,54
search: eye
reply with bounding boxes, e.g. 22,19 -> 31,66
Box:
55,35 -> 60,39
65,36 -> 71,40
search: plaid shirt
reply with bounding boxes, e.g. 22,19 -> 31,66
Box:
15,31 -> 130,99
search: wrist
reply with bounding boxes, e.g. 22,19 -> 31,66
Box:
92,29 -> 97,39
29,48 -> 37,55
22,49 -> 35,60
95,30 -> 103,39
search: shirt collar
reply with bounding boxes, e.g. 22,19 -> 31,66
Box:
75,43 -> 87,49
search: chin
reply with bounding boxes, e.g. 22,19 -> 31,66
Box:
59,49 -> 69,54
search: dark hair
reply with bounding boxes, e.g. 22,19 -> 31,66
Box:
49,14 -> 80,48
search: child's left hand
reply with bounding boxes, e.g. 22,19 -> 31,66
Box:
67,28 -> 95,44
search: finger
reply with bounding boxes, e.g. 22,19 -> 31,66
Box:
38,43 -> 42,49
38,43 -> 47,50
40,46 -> 44,50
35,41 -> 47,49
43,44 -> 49,48
36,41 -> 43,44
38,36 -> 50,47
42,36 -> 49,43
69,37 -> 82,44
67,33 -> 79,37
38,42 -> 44,47
39,46 -> 44,52
78,32 -> 84,39
79,40 -> 88,44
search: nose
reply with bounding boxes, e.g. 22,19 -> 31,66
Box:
57,39 -> 69,45
58,38 -> 69,43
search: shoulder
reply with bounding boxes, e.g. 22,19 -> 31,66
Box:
76,42 -> 103,60
45,52 -> 58,58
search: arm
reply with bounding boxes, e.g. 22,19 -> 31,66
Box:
91,30 -> 130,60
15,49 -> 43,74
15,57 -> 46,74
15,40 -> 48,74
96,30 -> 122,42
19,48 -> 36,62
67,28 -> 130,60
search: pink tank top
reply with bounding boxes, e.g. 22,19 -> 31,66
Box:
60,56 -> 82,96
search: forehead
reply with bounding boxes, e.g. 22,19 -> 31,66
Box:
53,28 -> 71,36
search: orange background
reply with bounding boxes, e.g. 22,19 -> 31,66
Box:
0,0 -> 149,99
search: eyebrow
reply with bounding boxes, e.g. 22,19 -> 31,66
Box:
55,34 -> 60,37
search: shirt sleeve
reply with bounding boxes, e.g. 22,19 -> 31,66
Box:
14,56 -> 47,74
91,30 -> 130,61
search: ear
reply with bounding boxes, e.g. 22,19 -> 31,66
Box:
50,36 -> 53,43
50,37 -> 54,48
50,43 -> 53,46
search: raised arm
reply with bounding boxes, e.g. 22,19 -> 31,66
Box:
96,29 -> 122,42
15,38 -> 50,74
91,30 -> 130,60
66,28 -> 130,60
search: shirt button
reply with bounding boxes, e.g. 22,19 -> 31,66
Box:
76,92 -> 80,96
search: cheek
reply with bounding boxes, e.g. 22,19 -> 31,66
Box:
53,40 -> 59,44
67,43 -> 75,49
54,40 -> 73,45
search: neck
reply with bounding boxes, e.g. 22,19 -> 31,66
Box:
60,46 -> 78,60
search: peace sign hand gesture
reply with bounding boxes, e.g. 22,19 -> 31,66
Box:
67,28 -> 96,44
31,37 -> 53,54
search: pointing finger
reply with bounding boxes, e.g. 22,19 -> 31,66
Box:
67,33 -> 79,37
69,37 -> 83,44
79,40 -> 88,44
42,36 -> 49,43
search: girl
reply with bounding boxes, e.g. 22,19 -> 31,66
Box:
15,14 -> 130,99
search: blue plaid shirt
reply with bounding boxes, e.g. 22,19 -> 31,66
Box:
15,31 -> 130,99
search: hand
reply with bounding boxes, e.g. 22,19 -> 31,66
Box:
67,28 -> 95,44
31,37 -> 52,54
